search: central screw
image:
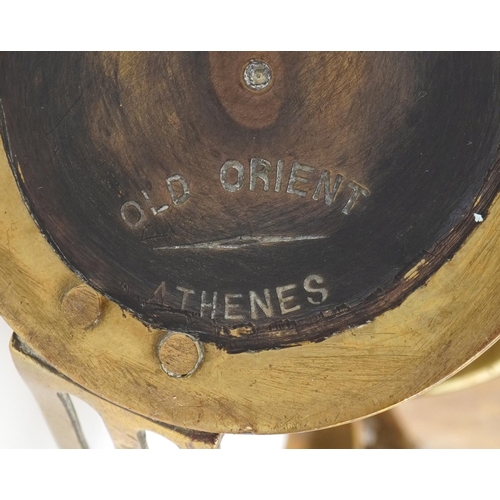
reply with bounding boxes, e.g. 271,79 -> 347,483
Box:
243,59 -> 272,91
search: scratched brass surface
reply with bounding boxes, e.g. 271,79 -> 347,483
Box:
10,334 -> 221,449
1,135 -> 500,435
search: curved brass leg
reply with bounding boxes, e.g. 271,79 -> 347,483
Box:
10,333 -> 221,449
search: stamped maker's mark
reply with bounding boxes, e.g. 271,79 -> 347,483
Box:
220,158 -> 370,215
146,274 -> 329,322
120,174 -> 190,230
119,158 -> 370,234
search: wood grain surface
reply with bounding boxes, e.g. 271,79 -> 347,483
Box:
2,53 -> 500,435
1,132 -> 500,433
1,52 -> 500,352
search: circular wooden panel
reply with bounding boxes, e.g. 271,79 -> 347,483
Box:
1,123 -> 500,434
1,52 -> 500,352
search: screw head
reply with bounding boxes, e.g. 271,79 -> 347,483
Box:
61,284 -> 103,329
243,59 -> 272,91
157,332 -> 204,379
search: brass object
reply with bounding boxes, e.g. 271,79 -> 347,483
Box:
157,332 -> 205,378
10,334 -> 220,449
61,284 -> 103,330
1,52 -> 500,448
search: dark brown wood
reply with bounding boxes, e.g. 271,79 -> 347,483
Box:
1,52 -> 500,353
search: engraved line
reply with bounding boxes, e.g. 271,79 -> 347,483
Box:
153,235 -> 327,251
44,91 -> 84,137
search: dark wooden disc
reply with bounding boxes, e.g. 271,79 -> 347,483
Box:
1,52 -> 500,352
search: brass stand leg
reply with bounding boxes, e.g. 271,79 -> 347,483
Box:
10,333 -> 221,449
361,410 -> 414,449
103,422 -> 147,450
286,422 -> 363,449
286,411 -> 414,449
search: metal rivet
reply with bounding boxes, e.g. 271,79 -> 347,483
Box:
243,59 -> 272,91
157,332 -> 204,379
61,284 -> 103,329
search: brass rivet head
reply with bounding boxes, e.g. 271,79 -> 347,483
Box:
61,284 -> 103,329
243,59 -> 272,91
157,332 -> 204,379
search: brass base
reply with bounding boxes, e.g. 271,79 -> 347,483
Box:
10,333 -> 221,449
